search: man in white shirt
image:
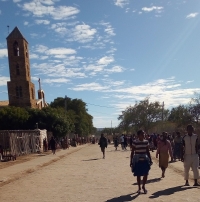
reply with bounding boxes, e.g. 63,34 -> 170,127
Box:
181,124 -> 200,186
120,134 -> 124,150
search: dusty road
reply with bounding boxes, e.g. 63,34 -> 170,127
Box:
0,144 -> 200,202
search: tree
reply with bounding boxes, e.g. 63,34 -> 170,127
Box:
0,106 -> 29,130
50,97 -> 94,136
189,93 -> 200,124
118,98 -> 165,132
168,105 -> 192,128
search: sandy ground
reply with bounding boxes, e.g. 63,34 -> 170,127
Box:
0,144 -> 200,202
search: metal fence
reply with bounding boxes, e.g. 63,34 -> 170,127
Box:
0,130 -> 41,156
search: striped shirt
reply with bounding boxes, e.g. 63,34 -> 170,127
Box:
133,139 -> 149,154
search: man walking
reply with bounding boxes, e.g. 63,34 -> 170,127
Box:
181,124 -> 200,186
120,134 -> 124,150
99,134 -> 107,159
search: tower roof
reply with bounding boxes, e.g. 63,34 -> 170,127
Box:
6,26 -> 27,42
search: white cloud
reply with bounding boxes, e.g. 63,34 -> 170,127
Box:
114,0 -> 129,8
51,23 -> 68,35
105,65 -> 124,73
43,78 -> 70,84
30,53 -> 39,59
100,22 -> 116,36
35,20 -> 50,25
142,6 -> 163,12
111,77 -> 200,109
34,45 -> 48,53
186,12 -> 198,19
22,1 -> 80,20
70,24 -> 97,43
84,64 -> 104,72
32,63 -> 86,78
47,48 -> 76,55
0,76 -> 9,86
33,45 -> 76,58
24,21 -> 29,26
0,49 -> 7,58
97,56 -> 114,65
71,82 -> 110,91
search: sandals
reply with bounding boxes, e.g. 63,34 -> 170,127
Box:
136,189 -> 141,194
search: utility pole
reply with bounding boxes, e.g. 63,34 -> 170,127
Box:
111,120 -> 112,135
162,101 -> 164,130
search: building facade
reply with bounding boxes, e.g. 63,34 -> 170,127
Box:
0,26 -> 47,109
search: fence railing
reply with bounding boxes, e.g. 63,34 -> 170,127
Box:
0,130 -> 41,157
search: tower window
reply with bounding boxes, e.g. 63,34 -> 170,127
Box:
16,86 -> 19,98
19,86 -> 23,97
13,41 -> 19,56
16,64 -> 20,75
16,86 -> 23,98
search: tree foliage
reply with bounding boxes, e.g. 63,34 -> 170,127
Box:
118,98 -> 169,133
0,97 -> 95,137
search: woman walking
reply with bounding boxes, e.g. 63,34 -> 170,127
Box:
156,132 -> 173,178
130,130 -> 152,194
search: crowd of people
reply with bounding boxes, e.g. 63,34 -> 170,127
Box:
98,124 -> 200,194
45,136 -> 95,155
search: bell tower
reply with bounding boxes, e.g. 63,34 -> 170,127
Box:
7,27 -> 36,108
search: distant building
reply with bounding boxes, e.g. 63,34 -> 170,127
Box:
0,26 -> 48,109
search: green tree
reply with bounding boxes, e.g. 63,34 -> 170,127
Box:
118,98 -> 165,132
168,105 -> 192,128
0,106 -> 29,130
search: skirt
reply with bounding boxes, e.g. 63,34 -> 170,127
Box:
159,152 -> 169,168
132,160 -> 150,176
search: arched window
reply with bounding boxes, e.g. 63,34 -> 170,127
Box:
19,86 -> 23,97
13,41 -> 19,56
16,86 -> 19,98
16,64 -> 20,75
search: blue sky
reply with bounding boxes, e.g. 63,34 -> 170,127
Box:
0,0 -> 200,128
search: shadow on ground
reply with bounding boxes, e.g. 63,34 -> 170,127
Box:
82,158 -> 101,161
132,177 -> 161,185
149,185 -> 198,199
105,192 -> 139,202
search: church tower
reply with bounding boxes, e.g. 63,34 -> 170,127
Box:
6,27 -> 36,108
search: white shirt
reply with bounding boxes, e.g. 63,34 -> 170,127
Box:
183,134 -> 198,155
120,136 -> 124,143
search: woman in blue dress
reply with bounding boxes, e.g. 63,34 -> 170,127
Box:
130,130 -> 153,194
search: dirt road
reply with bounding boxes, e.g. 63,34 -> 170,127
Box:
0,144 -> 200,202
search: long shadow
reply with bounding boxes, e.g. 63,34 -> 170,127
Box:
82,158 -> 101,161
132,177 -> 161,185
149,185 -> 197,199
105,192 -> 139,202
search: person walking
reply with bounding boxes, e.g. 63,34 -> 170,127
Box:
130,130 -> 152,194
173,132 -> 182,161
120,134 -> 124,150
49,136 -> 56,155
114,135 -> 119,150
181,124 -> 200,186
124,135 -> 127,150
156,132 -> 173,178
99,133 -> 107,159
